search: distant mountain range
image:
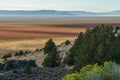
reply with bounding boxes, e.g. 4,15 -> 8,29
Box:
0,10 -> 120,15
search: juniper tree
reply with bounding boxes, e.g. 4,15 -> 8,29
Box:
43,47 -> 61,68
44,38 -> 56,54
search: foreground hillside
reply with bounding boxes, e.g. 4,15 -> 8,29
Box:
2,39 -> 74,67
0,39 -> 74,80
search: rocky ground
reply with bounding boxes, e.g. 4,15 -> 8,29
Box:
0,67 -> 72,80
0,60 -> 72,80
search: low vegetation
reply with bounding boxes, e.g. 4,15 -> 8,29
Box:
65,40 -> 71,45
23,63 -> 31,74
62,61 -> 120,80
35,48 -> 39,52
15,50 -> 30,56
2,53 -> 12,59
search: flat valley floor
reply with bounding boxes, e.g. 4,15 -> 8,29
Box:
0,22 -> 120,56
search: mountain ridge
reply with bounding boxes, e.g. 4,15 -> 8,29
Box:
0,10 -> 120,15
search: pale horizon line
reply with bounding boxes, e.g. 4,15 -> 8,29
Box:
0,9 -> 119,13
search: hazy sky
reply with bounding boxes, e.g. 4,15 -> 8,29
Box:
0,0 -> 120,12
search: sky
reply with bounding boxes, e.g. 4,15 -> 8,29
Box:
0,0 -> 120,12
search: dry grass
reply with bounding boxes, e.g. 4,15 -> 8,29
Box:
0,37 -> 76,55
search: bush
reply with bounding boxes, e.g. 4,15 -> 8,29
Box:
63,52 -> 75,66
23,63 -> 31,74
44,38 -> 56,54
2,53 -> 12,59
24,51 -> 28,54
65,40 -> 71,45
42,47 -> 61,68
2,55 -> 8,59
35,48 -> 39,52
62,61 -> 116,80
8,53 -> 12,57
15,50 -> 28,56
14,52 -> 18,56
19,50 -> 24,55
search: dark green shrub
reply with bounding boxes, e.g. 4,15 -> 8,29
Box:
2,54 -> 8,59
8,53 -> 12,57
42,47 -> 61,68
19,50 -> 24,55
24,51 -> 28,54
35,48 -> 39,52
14,52 -> 18,56
2,53 -> 12,59
65,40 -> 71,45
23,63 -> 31,74
63,52 -> 74,66
15,50 -> 24,56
